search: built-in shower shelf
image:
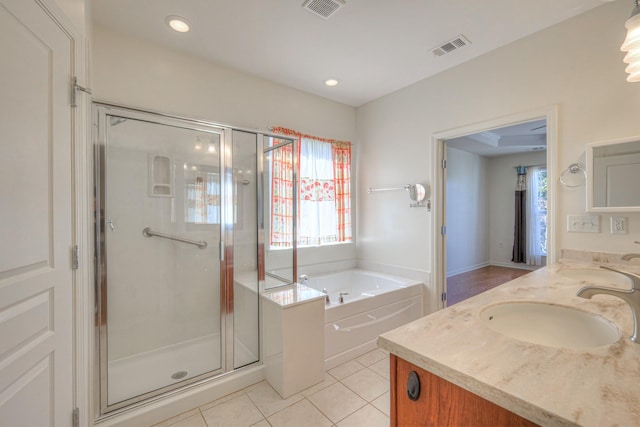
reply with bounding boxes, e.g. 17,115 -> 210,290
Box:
149,153 -> 174,197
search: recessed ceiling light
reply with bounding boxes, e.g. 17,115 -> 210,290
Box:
166,15 -> 190,33
324,78 -> 339,87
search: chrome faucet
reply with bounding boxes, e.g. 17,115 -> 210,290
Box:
576,266 -> 640,343
339,292 -> 349,303
621,241 -> 640,261
323,288 -> 330,305
299,274 -> 309,285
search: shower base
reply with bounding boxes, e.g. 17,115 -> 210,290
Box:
108,333 -> 221,405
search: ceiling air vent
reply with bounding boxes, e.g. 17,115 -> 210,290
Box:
431,35 -> 471,57
302,0 -> 346,19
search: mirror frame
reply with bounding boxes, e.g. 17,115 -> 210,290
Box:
586,135 -> 640,212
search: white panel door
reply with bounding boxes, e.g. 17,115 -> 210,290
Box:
0,0 -> 74,426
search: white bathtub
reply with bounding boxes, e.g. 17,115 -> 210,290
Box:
306,269 -> 424,369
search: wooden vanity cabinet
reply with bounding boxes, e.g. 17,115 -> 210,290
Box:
390,354 -> 538,427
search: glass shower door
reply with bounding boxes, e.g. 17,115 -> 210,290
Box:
97,107 -> 226,411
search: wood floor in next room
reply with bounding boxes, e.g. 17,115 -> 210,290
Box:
446,265 -> 532,306
152,348 -> 391,427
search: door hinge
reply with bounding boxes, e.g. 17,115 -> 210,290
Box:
441,159 -> 447,169
72,245 -> 79,270
441,226 -> 446,236
72,408 -> 79,427
441,292 -> 447,302
71,76 -> 92,108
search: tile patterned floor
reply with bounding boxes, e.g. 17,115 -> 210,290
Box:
152,349 -> 391,427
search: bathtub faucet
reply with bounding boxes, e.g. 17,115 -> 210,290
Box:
299,274 -> 309,285
340,292 -> 349,304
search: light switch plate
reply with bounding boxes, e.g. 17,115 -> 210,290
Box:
610,216 -> 627,234
567,215 -> 600,233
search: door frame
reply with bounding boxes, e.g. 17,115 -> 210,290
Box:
431,106 -> 558,310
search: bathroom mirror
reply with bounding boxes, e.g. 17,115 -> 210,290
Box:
587,136 -> 640,212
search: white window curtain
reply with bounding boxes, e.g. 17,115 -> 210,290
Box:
526,166 -> 544,265
298,137 -> 338,246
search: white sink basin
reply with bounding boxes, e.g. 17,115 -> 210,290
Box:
558,269 -> 632,287
480,302 -> 619,349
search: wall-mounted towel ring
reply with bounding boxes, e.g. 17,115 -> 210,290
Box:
560,163 -> 586,188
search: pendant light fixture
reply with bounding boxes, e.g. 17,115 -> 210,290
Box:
621,0 -> 640,82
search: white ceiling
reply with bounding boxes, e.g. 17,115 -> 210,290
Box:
92,0 -> 609,107
446,119 -> 547,157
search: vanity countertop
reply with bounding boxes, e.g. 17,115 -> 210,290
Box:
378,259 -> 640,427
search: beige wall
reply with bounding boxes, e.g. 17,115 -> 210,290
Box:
357,1 -> 640,311
92,25 -> 356,140
93,2 -> 640,314
92,24 -> 358,268
445,147 -> 490,276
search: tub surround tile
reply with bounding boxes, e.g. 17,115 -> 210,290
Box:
340,368 -> 388,402
262,283 -> 325,308
307,382 -> 367,423
200,394 -> 264,427
356,260 -> 429,284
378,260 -> 640,427
266,399 -> 333,427
299,259 -> 357,277
335,404 -> 389,427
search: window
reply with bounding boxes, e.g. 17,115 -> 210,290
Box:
269,128 -> 352,248
526,166 -> 547,264
186,168 -> 220,225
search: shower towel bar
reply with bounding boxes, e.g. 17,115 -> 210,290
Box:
142,227 -> 207,249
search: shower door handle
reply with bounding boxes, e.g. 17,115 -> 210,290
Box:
220,241 -> 224,261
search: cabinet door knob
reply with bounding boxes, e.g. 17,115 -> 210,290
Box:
407,370 -> 421,401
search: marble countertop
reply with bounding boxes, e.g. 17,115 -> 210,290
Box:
378,258 -> 640,427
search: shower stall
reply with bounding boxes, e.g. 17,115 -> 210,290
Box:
93,104 -> 296,416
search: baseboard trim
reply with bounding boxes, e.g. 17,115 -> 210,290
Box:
446,262 -> 490,278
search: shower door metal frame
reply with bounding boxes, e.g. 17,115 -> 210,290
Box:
261,136 -> 298,285
94,103 -> 230,416
92,102 -> 298,419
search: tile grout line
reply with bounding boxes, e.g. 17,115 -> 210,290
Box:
158,349 -> 391,427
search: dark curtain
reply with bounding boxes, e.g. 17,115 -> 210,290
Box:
512,166 -> 527,263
